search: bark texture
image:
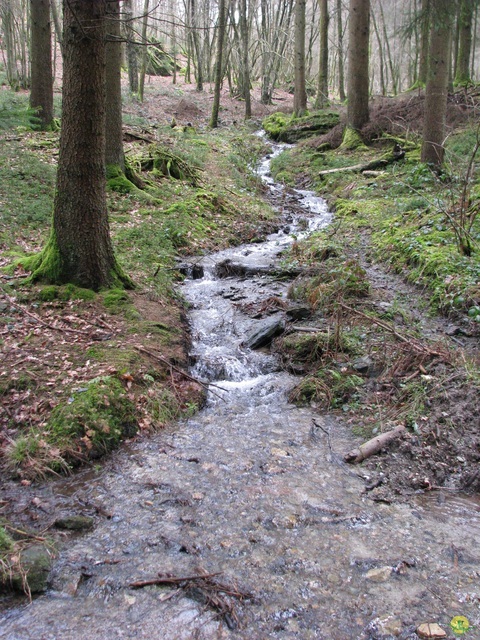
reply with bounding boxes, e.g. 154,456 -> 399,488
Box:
421,2 -> 452,169
210,0 -> 227,127
30,0 -> 54,129
105,0 -> 125,169
315,0 -> 329,108
293,0 -> 307,116
347,0 -> 370,131
455,0 -> 474,85
30,0 -> 129,290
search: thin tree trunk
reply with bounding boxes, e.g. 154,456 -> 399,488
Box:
190,0 -> 204,90
239,0 -> 251,118
50,0 -> 62,54
124,0 -> 139,94
417,0 -> 431,86
105,0 -> 125,170
293,0 -> 307,116
29,0 -> 54,129
455,0 -> 474,85
336,0 -> 346,101
315,0 -> 329,108
138,0 -> 150,101
371,6 -> 385,95
210,0 -> 227,127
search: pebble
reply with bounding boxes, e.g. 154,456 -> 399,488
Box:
416,622 -> 447,638
365,566 -> 392,582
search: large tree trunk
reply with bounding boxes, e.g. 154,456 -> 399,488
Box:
347,0 -> 370,131
210,0 -> 227,128
105,0 -> 125,170
28,0 -> 129,291
293,0 -> 307,116
315,0 -> 329,108
29,0 -> 54,129
455,0 -> 474,85
421,1 -> 452,169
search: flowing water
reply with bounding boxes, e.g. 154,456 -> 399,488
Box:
1,142 -> 479,640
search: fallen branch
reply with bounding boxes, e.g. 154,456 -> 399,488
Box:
129,571 -> 254,630
338,302 -> 449,359
129,571 -> 222,588
133,345 -> 226,399
6,296 -> 90,336
319,146 -> 405,176
344,424 -> 406,464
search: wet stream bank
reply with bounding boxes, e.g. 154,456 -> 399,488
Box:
1,141 -> 479,640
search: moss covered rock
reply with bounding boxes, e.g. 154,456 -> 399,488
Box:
263,111 -> 340,143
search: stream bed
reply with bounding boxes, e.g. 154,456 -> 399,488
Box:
1,142 -> 479,640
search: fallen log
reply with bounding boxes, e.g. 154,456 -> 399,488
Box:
344,424 -> 406,464
319,146 -> 405,176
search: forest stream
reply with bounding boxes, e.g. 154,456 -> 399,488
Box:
1,142 -> 480,640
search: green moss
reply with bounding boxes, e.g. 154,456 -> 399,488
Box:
340,127 -> 368,150
38,285 -> 59,301
58,284 -> 96,301
263,110 -> 340,143
289,369 -> 364,408
101,288 -> 130,312
0,526 -> 14,553
47,377 -> 137,457
106,164 -> 142,195
20,231 -> 63,284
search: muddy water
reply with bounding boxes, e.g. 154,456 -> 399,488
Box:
1,144 -> 480,640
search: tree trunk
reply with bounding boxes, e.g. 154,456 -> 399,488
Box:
105,0 -> 125,170
1,0 -> 18,89
421,2 -> 452,169
50,0 -> 63,55
190,0 -> 204,91
293,0 -> 307,116
417,0 -> 431,86
315,0 -> 329,108
210,0 -> 227,128
29,0 -> 54,129
138,0 -> 150,101
455,0 -> 474,85
347,0 -> 370,131
239,0 -> 252,118
336,0 -> 346,101
29,0 -> 129,291
124,0 -> 139,94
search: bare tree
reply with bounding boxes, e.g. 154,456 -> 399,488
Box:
293,0 -> 307,115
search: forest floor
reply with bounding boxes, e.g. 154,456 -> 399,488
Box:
1,75 -> 479,605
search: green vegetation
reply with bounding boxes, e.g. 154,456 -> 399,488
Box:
0,107 -> 274,479
271,129 -> 480,315
6,377 -> 137,476
263,110 -> 340,143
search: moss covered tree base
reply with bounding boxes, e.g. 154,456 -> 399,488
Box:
340,127 -> 368,150
20,232 -> 134,291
